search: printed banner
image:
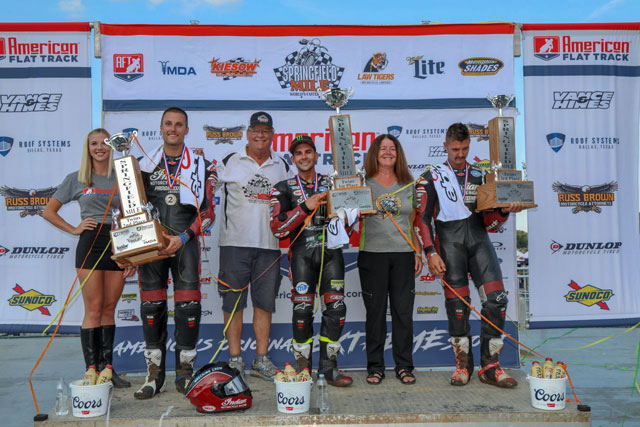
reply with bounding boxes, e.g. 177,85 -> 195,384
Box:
523,23 -> 640,327
0,23 -> 92,332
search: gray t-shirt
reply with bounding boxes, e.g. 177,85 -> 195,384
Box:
53,171 -> 120,224
359,177 -> 417,253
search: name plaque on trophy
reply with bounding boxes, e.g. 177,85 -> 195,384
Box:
476,94 -> 537,211
317,87 -> 375,217
105,132 -> 169,266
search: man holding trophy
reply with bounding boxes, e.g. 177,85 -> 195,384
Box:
414,121 -> 524,389
112,107 -> 216,399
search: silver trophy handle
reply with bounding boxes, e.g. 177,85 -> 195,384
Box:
111,208 -> 121,230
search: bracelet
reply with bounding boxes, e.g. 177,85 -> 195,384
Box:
179,232 -> 189,245
426,251 -> 437,260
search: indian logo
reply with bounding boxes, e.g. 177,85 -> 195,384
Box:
113,54 -> 144,82
564,280 -> 613,310
273,38 -> 345,95
8,284 -> 56,315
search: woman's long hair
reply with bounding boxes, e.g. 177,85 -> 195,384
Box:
363,134 -> 413,184
78,128 -> 113,186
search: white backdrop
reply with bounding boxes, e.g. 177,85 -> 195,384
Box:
99,23 -> 520,371
523,23 -> 640,327
0,23 -> 92,333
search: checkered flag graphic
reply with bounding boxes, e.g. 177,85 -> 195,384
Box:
273,51 -> 345,89
221,57 -> 249,81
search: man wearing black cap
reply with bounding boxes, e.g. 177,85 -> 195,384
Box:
269,135 -> 353,387
214,111 -> 292,381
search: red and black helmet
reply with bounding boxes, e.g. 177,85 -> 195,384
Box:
185,361 -> 252,413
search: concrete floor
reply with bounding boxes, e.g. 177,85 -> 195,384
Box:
1,327 -> 638,426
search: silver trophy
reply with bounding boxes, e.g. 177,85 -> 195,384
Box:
486,94 -> 514,117
104,131 -> 136,157
317,87 -> 354,115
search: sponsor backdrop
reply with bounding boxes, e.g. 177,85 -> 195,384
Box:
523,23 -> 640,327
0,23 -> 92,332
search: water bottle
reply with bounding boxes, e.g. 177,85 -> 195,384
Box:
55,378 -> 69,416
316,373 -> 329,414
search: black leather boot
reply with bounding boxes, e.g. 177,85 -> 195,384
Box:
80,327 -> 100,369
100,325 -> 131,388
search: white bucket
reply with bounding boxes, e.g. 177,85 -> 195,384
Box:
275,379 -> 313,414
69,380 -> 113,418
526,375 -> 567,411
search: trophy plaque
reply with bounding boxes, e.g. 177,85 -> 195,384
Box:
105,132 -> 169,266
476,94 -> 537,211
317,87 -> 375,217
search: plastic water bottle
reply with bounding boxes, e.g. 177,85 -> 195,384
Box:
316,373 -> 329,414
55,378 -> 69,416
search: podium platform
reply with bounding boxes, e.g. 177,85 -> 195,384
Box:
43,370 -> 590,426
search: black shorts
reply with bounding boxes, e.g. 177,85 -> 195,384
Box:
75,226 -> 122,271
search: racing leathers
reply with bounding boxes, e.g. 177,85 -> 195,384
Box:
134,151 -> 217,398
269,173 -> 351,385
414,162 -> 516,387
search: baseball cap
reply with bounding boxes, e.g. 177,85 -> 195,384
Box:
249,111 -> 273,129
289,135 -> 316,155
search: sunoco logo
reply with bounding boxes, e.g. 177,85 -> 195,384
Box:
552,181 -> 617,214
273,38 -> 344,96
550,240 -> 621,255
0,94 -> 62,112
8,284 -> 56,316
209,57 -> 260,80
534,35 -> 630,62
1,186 -> 57,217
552,91 -> 613,109
458,57 -> 503,75
564,280 -> 613,310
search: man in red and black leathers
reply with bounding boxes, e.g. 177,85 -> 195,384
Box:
414,123 -> 523,388
130,107 -> 217,399
269,135 -> 352,387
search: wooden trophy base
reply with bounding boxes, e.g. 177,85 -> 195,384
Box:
110,219 -> 170,266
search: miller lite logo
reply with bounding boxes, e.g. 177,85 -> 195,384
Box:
113,54 -> 144,82
533,36 -> 560,61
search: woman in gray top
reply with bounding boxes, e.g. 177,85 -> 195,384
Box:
43,128 -> 131,388
358,134 -> 423,385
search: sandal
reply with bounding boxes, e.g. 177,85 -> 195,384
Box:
396,368 -> 416,385
366,371 -> 385,385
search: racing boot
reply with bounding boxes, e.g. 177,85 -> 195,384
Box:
450,336 -> 474,386
318,341 -> 352,387
133,348 -> 166,399
292,341 -> 312,372
99,325 -> 131,388
478,337 -> 517,388
175,348 -> 197,394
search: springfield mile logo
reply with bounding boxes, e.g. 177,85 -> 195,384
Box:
565,280 -> 613,310
8,284 -> 56,315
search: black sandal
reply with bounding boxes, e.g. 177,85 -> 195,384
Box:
396,368 -> 416,385
366,371 -> 385,385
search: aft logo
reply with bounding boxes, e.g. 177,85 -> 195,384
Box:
552,181 -> 617,214
533,36 -> 560,61
550,239 -> 621,255
1,186 -> 57,217
202,124 -> 245,144
113,54 -> 144,82
159,61 -> 196,76
358,52 -> 394,84
458,57 -> 503,75
565,280 -> 613,310
8,284 -> 56,316
0,136 -> 13,157
552,91 -> 613,109
546,133 -> 565,152
273,38 -> 345,95
0,94 -> 62,113
407,55 -> 445,79
209,57 -> 260,80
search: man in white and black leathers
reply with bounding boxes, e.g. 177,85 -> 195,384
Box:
214,111 -> 292,381
131,107 -> 216,399
269,135 -> 353,387
414,123 -> 523,388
